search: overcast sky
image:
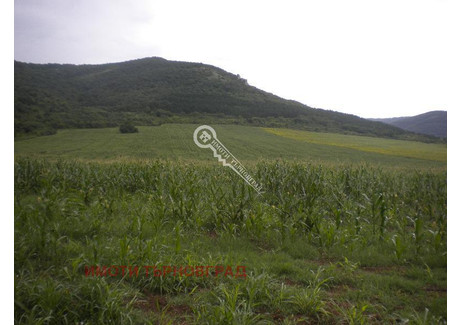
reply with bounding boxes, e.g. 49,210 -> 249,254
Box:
14,0 -> 459,118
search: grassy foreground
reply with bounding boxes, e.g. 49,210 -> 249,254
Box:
15,157 -> 446,324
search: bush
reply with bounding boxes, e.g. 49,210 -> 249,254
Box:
119,122 -> 138,133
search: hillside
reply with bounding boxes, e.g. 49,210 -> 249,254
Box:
370,111 -> 447,138
14,57 -> 438,142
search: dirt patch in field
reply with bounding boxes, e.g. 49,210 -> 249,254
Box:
133,294 -> 168,312
423,285 -> 447,298
360,266 -> 406,274
423,285 -> 446,292
133,293 -> 193,323
207,230 -> 218,239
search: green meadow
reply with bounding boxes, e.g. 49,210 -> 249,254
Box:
15,124 -> 446,168
14,124 -> 447,324
263,128 -> 446,162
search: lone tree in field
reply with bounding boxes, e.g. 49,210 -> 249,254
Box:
119,121 -> 138,133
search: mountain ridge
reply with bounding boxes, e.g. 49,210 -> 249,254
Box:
369,111 -> 447,138
14,57 -> 440,142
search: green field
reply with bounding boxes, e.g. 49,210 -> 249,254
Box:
264,128 -> 446,162
15,124 -> 446,168
14,125 -> 447,324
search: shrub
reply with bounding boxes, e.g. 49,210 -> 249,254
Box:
119,122 -> 138,133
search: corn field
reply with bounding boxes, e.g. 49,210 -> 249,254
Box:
14,158 -> 447,324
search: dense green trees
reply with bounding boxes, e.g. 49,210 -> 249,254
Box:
14,58 -> 440,142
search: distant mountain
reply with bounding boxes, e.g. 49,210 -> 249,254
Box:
370,111 -> 446,138
14,57 -> 439,142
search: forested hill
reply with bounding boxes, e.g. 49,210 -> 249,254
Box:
14,57 -> 438,142
370,111 -> 447,138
